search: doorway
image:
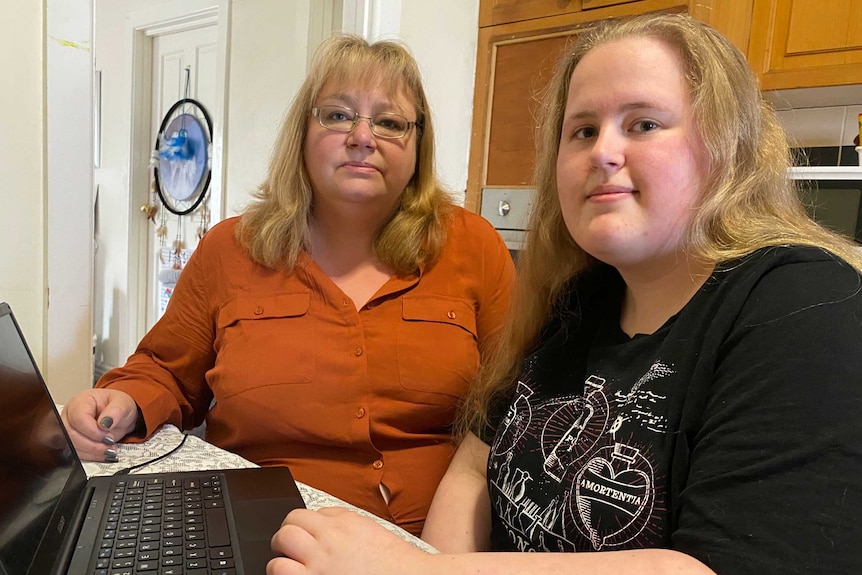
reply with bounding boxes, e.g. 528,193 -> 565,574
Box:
124,2 -> 228,355
91,1 -> 228,379
146,25 -> 219,329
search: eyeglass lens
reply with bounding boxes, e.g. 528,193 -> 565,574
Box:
315,106 -> 411,138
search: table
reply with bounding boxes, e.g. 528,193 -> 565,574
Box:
83,423 -> 437,553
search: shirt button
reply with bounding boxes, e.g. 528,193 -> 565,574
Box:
353,347 -> 363,357
254,306 -> 264,315
447,310 -> 456,319
372,459 -> 384,470
354,407 -> 366,419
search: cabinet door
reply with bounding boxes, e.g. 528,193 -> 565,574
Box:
582,0 -> 640,9
484,34 -> 572,189
479,0 -> 580,27
748,0 -> 862,90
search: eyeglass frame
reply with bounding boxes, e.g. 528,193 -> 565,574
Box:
311,105 -> 420,140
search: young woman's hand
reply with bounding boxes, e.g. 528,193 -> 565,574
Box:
268,507 -> 434,575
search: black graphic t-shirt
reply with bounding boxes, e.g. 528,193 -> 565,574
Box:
484,246 -> 862,574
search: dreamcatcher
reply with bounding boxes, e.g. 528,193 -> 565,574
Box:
142,66 -> 213,300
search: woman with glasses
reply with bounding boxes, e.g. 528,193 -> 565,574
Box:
61,34 -> 515,537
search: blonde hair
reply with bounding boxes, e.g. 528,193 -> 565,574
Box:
459,12 -> 862,438
236,34 -> 452,274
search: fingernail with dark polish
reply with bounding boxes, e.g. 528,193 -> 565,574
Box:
102,436 -> 116,446
103,449 -> 118,463
99,416 -> 114,429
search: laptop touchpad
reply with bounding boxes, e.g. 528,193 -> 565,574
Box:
233,497 -> 304,541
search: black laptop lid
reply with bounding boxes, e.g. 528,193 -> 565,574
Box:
0,302 -> 89,575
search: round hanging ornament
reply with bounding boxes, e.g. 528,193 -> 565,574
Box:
152,97 -> 213,216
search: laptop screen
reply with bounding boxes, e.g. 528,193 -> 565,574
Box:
0,305 -> 82,575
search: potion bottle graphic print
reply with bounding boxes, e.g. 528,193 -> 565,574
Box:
488,366 -> 671,553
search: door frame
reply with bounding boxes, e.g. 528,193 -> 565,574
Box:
123,0 -> 230,355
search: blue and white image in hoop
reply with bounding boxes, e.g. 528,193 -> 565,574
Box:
158,113 -> 209,202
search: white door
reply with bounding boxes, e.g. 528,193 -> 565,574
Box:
145,25 -> 219,330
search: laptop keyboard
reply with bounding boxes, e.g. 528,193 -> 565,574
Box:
94,474 -> 236,575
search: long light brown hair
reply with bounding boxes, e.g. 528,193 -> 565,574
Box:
459,12 -> 862,438
236,34 -> 452,274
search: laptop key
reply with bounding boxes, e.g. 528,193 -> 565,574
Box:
210,548 -> 232,559
211,557 -> 236,569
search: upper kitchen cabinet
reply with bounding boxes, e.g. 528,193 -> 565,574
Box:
479,0 -> 667,27
466,0 -> 752,212
748,0 -> 862,91
479,0 -> 581,27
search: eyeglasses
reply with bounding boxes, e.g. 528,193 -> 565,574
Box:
311,105 -> 418,139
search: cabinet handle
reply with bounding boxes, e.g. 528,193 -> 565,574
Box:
498,200 -> 510,217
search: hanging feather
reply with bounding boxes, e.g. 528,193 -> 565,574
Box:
159,128 -> 195,161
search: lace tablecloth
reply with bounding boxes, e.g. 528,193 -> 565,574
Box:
83,423 -> 436,553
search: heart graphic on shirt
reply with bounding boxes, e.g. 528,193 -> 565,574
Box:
571,444 -> 653,550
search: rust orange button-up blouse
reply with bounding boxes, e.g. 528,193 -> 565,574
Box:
97,207 -> 515,536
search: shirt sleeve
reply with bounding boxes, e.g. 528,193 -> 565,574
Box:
673,257 -> 862,574
95,223 -> 224,439
470,212 -> 516,358
456,211 -> 515,443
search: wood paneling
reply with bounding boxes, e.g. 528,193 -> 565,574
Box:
486,35 -> 572,186
582,0 -> 639,10
479,0 -> 581,28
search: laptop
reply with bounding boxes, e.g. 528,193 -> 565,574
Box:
0,302 -> 306,575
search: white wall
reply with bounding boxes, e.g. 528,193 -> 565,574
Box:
223,0 -> 314,215
47,0 -> 95,404
0,2 -> 46,366
400,1 -> 479,204
0,1 -> 94,405
767,86 -> 862,154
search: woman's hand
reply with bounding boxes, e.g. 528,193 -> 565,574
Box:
60,388 -> 141,462
268,507 -> 433,575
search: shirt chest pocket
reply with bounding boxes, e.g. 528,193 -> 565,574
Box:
213,293 -> 316,396
397,296 -> 479,399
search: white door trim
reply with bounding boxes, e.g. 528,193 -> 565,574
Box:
308,0 -> 402,48
122,0 -> 230,357
341,0 -> 401,40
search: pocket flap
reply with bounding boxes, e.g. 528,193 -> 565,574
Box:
217,293 -> 310,329
402,296 -> 477,337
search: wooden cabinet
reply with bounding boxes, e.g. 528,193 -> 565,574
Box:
479,0 -> 581,27
466,0 -> 752,212
480,0 -> 663,27
747,0 -> 862,91
583,0 -> 642,10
